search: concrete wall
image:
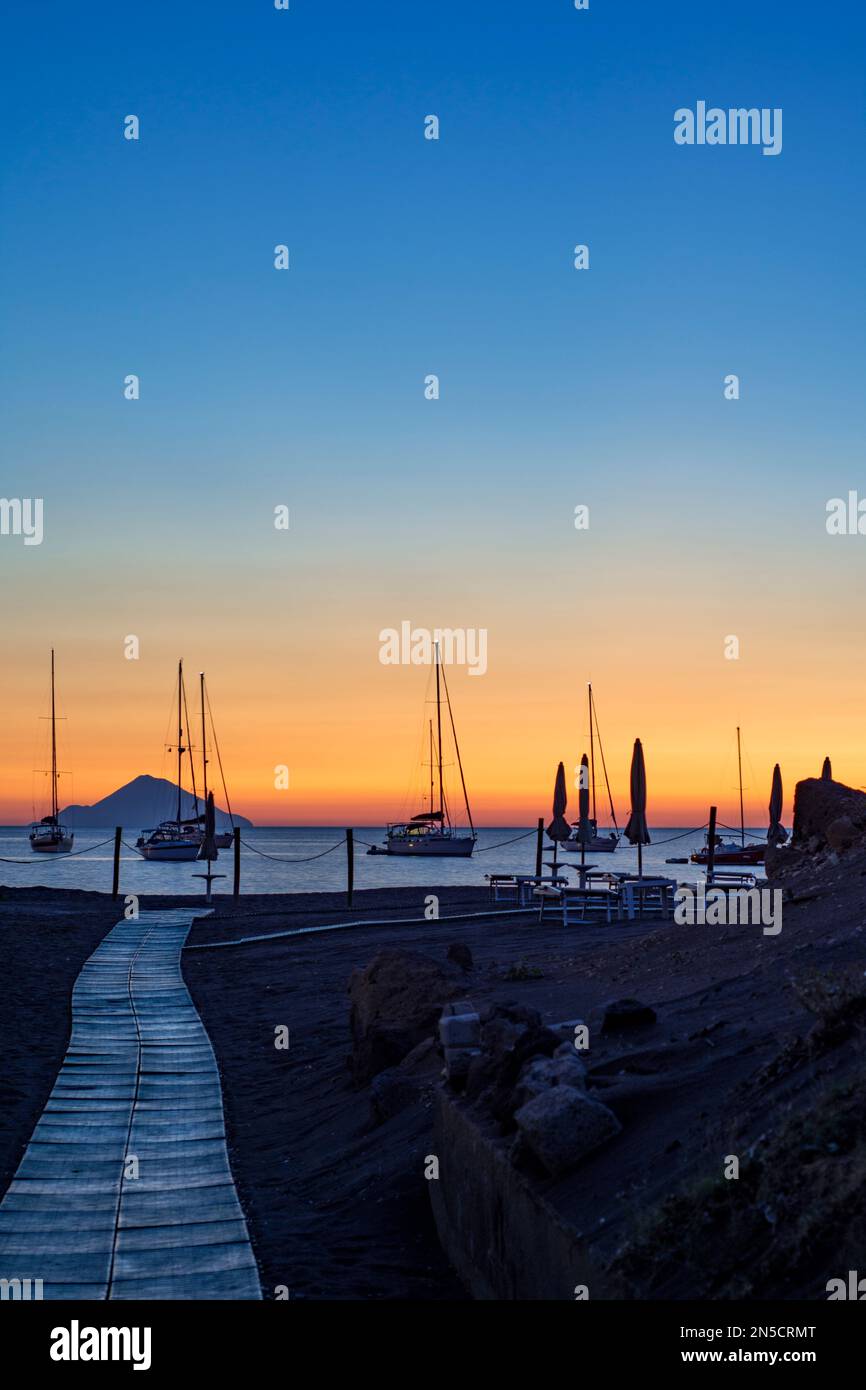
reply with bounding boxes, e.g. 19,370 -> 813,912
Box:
429,1089 -> 607,1301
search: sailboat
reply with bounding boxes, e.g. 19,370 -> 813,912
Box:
377,644 -> 476,857
29,650 -> 74,853
690,726 -> 765,866
565,684 -> 620,854
198,671 -> 234,850
136,660 -> 201,861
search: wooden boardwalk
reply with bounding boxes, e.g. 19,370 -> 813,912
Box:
0,910 -> 261,1299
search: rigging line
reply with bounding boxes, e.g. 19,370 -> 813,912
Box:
591,690 -> 619,832
204,681 -> 235,826
717,821 -> 769,841
181,672 -> 199,816
438,660 -> 475,837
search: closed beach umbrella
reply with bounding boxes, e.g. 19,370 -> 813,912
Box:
821,756 -> 832,781
547,761 -> 570,871
624,738 -> 651,879
767,764 -> 788,845
577,754 -> 593,845
198,791 -> 219,862
576,752 -> 594,880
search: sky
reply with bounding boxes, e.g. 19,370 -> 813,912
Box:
1,0 -> 865,827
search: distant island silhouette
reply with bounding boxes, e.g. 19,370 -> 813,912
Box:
59,774 -> 252,829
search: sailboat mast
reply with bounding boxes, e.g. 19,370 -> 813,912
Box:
429,720 -> 434,815
737,725 -> 745,848
176,660 -> 184,824
588,683 -> 596,822
50,649 -> 58,821
439,658 -> 475,838
200,673 -> 208,807
435,643 -> 445,824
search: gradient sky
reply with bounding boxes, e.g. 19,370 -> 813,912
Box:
2,0 -> 865,827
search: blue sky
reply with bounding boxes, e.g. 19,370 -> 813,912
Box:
1,1 -> 865,821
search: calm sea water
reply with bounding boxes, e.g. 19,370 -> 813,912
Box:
0,826 -> 769,897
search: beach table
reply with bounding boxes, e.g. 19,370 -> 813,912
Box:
619,876 -> 677,921
559,885 -> 619,926
486,872 -> 568,906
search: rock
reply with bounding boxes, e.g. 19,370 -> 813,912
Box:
369,1068 -> 419,1124
447,942 -> 474,972
348,949 -> 464,1083
510,1054 -> 587,1111
443,1046 -> 481,1084
826,816 -> 858,852
514,1087 -> 621,1177
549,1018 -> 587,1045
439,1011 -> 481,1049
397,1037 -> 437,1074
601,999 -> 657,1033
792,778 -> 866,850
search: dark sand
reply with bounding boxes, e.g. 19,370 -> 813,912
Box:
4,873 -> 866,1300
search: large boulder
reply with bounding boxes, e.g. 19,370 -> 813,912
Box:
514,1087 -> 621,1178
348,949 -> 464,1083
791,778 -> 866,849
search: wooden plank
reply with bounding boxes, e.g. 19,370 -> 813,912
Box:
0,910 -> 261,1300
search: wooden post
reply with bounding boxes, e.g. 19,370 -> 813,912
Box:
706,806 -> 717,882
535,817 -> 544,877
346,829 -> 354,908
233,827 -> 241,898
112,826 -> 122,899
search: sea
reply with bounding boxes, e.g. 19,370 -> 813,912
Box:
0,825 -> 769,897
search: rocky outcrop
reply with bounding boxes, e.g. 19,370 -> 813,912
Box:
791,778 -> 866,848
348,949 -> 464,1083
766,777 -> 866,885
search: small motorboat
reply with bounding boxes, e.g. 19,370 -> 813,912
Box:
690,836 -> 765,867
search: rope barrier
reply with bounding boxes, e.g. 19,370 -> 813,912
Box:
614,824 -> 709,847
474,828 -> 538,853
0,836 -> 115,865
239,836 -> 346,864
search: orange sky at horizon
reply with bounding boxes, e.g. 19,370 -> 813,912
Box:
2,618 -> 862,830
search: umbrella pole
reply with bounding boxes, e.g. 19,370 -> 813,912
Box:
638,841 -> 643,880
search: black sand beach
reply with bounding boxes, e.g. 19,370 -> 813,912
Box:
3,834 -> 866,1300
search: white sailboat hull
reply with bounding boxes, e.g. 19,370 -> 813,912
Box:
139,842 -> 200,862
565,835 -> 619,855
385,835 -> 475,858
30,835 -> 74,854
